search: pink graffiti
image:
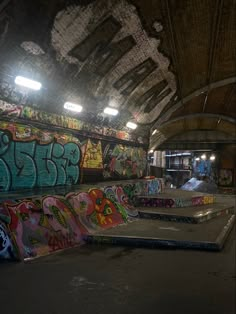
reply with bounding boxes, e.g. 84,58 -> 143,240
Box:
192,196 -> 204,206
42,196 -> 82,242
66,192 -> 95,233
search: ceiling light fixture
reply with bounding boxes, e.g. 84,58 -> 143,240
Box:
104,107 -> 119,116
149,149 -> 154,153
15,76 -> 42,90
195,157 -> 200,161
210,155 -> 215,161
126,122 -> 137,129
64,102 -> 83,112
201,154 -> 206,160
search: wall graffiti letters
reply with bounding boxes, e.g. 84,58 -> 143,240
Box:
0,126 -> 81,191
137,194 -> 214,208
138,197 -> 175,208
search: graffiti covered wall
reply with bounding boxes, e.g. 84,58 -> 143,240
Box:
0,120 -> 147,191
0,178 -> 161,260
4,197 -> 83,259
0,100 -> 144,143
0,121 -> 81,191
1,187 -> 129,259
103,143 -> 147,179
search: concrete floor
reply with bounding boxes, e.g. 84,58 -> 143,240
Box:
0,227 -> 235,314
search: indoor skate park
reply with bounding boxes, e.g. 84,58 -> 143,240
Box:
0,1 -> 235,313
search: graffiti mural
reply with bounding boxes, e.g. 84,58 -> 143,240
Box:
103,143 -> 147,178
0,101 -> 22,117
137,194 -> 214,208
66,191 -> 96,233
0,122 -> 81,191
218,169 -> 234,187
2,187 -> 129,259
0,121 -> 81,145
0,120 -> 148,191
88,189 -> 127,228
52,0 -> 176,124
0,120 -> 148,190
4,197 -> 83,259
0,178 -> 160,260
82,139 -> 103,169
0,221 -> 19,260
103,185 -> 138,218
67,188 -> 128,231
0,100 -> 140,143
145,179 -> 163,195
0,202 -> 11,224
192,196 -> 214,206
121,179 -> 164,203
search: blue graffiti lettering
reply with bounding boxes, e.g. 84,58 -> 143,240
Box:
0,131 -> 81,191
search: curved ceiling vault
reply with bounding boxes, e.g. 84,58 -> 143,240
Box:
0,0 -> 235,148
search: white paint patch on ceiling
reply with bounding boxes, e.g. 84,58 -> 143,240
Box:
21,41 -> 45,55
153,21 -> 163,33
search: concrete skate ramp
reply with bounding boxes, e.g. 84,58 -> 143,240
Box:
181,177 -> 218,193
85,213 -> 235,251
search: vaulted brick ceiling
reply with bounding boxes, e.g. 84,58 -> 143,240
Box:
0,0 -> 235,148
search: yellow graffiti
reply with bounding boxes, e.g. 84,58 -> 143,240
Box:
98,213 -> 107,225
203,196 -> 214,204
83,139 -> 103,169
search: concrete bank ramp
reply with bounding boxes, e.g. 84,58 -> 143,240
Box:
85,213 -> 235,251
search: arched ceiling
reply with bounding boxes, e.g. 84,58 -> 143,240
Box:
150,115 -> 236,150
0,0 -> 235,147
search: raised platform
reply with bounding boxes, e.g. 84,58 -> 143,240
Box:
85,214 -> 235,251
135,188 -> 215,208
138,203 -> 234,223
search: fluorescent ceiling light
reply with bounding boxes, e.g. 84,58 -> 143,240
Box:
201,154 -> 206,160
104,107 -> 118,116
64,102 -> 83,112
15,76 -> 42,90
152,129 -> 157,135
210,155 -> 215,161
126,121 -> 137,129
